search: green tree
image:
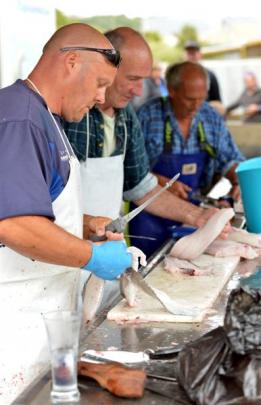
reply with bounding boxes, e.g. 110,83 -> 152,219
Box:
175,25 -> 199,49
56,10 -> 78,28
148,41 -> 182,64
144,31 -> 162,43
55,10 -> 182,65
81,15 -> 141,32
144,31 -> 182,64
55,10 -> 142,32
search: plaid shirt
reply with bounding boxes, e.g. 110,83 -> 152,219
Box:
64,105 -> 156,197
137,97 -> 245,189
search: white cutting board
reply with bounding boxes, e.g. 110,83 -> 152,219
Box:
107,254 -> 240,323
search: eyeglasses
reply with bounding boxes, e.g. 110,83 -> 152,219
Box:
60,46 -> 121,68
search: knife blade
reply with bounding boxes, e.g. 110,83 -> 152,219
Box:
144,345 -> 183,359
81,351 -> 149,365
90,173 -> 180,241
81,346 -> 183,365
122,173 -> 180,225
80,353 -> 178,382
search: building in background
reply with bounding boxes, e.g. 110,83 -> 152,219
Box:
198,18 -> 261,106
202,58 -> 261,107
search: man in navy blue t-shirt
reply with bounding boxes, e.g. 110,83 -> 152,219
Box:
0,23 -> 133,282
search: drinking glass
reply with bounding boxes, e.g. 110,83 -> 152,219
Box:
43,310 -> 81,403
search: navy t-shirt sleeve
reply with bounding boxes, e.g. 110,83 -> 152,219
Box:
0,120 -> 54,220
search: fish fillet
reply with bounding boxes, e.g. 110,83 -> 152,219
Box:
150,288 -> 198,316
205,240 -> 258,259
83,274 -> 105,322
228,227 -> 261,248
164,256 -> 213,276
170,208 -> 235,260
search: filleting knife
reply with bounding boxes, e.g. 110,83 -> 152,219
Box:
90,173 -> 180,241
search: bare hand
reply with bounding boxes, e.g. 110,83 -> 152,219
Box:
195,207 -> 232,239
85,215 -> 123,241
229,185 -> 241,201
169,180 -> 192,200
245,104 -> 259,117
217,199 -> 232,208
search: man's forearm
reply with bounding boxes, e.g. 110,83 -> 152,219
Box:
0,216 -> 91,268
133,185 -> 204,226
225,164 -> 239,185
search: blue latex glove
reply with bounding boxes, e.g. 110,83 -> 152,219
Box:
82,240 -> 132,280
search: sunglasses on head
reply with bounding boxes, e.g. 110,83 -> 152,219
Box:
60,46 -> 121,68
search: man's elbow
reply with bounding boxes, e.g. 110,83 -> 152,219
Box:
0,217 -> 10,243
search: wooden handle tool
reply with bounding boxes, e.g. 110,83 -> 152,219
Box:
78,361 -> 146,398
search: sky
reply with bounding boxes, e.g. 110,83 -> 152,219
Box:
54,0 -> 261,23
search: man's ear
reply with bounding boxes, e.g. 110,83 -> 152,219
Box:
63,51 -> 79,74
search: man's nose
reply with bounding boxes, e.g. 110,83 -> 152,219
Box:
191,99 -> 202,110
189,101 -> 197,111
132,80 -> 143,97
95,87 -> 106,104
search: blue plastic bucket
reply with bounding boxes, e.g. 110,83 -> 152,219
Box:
236,157 -> 261,232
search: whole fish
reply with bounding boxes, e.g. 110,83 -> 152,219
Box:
83,246 -> 147,321
120,270 -> 137,307
120,246 -> 147,307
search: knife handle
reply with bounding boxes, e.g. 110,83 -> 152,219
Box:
105,217 -> 126,233
89,234 -> 107,242
89,218 -> 125,242
78,361 -> 145,398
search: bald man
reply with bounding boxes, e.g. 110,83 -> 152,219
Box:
65,28 -> 228,259
0,23 -> 133,402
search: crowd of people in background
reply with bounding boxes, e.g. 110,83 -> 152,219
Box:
132,38 -> 261,123
226,71 -> 261,122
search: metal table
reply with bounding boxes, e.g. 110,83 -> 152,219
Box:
14,241 -> 261,404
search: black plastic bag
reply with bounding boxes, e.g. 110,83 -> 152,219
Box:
224,284 -> 261,355
177,283 -> 261,405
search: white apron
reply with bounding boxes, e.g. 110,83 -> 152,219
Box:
81,113 -> 127,219
0,82 -> 83,404
80,113 -> 127,308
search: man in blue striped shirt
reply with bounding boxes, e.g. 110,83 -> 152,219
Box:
130,62 -> 244,254
137,62 -> 244,200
